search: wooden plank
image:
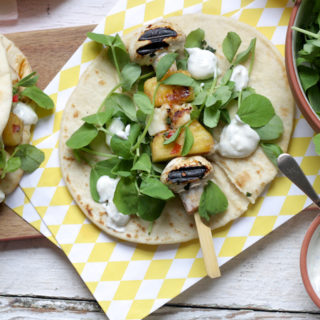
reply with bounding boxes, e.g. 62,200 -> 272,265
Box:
5,25 -> 95,90
1,209 -> 319,313
0,204 -> 40,240
0,25 -> 96,241
0,296 -> 319,319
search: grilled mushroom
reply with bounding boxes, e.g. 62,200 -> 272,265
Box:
160,156 -> 213,193
128,21 -> 186,66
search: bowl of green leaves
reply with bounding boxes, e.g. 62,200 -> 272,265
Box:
286,0 -> 320,132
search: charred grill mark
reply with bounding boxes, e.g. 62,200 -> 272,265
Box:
168,166 -> 207,184
166,86 -> 192,104
138,27 -> 177,41
137,42 -> 169,56
137,27 -> 177,56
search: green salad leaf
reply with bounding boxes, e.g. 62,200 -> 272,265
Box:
113,177 -> 139,214
140,177 -> 174,200
238,94 -> 274,128
199,181 -> 228,221
156,53 -> 178,81
21,86 -> 54,110
185,28 -> 205,48
222,32 -> 241,63
15,144 -> 45,173
260,143 -> 283,167
66,123 -> 98,149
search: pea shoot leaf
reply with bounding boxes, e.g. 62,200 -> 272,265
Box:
199,181 -> 228,221
15,144 -> 45,173
5,157 -> 21,174
121,63 -> 141,91
162,73 -> 194,86
234,38 -> 256,65
137,195 -> 166,221
140,177 -> 174,200
87,32 -> 114,46
156,53 -> 178,81
185,28 -> 205,48
260,142 -> 283,167
110,135 -> 132,159
111,159 -> 133,177
222,32 -> 241,63
181,126 -> 194,156
133,92 -> 154,115
21,86 -> 54,110
204,108 -> 221,128
66,123 -> 99,149
113,177 -> 138,215
113,93 -> 137,121
131,153 -> 152,173
82,112 -> 110,126
238,94 -> 275,128
255,114 -> 284,141
163,128 -> 182,145
14,72 -> 38,88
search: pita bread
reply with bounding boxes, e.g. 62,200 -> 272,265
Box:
59,14 -> 294,244
0,35 -> 33,195
0,39 -> 12,137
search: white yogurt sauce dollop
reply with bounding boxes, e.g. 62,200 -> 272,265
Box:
186,48 -> 219,80
217,115 -> 260,158
230,65 -> 249,92
106,118 -> 130,146
96,175 -> 130,232
13,102 -> 38,125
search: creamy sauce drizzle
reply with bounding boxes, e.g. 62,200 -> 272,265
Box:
217,115 -> 260,158
106,118 -> 130,146
96,175 -> 130,232
230,65 -> 249,92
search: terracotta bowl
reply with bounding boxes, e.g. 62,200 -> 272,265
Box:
285,0 -> 320,132
300,214 -> 320,307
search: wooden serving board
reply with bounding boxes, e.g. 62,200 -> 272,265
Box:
1,25 -> 95,241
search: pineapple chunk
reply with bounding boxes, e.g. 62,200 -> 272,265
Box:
151,120 -> 214,162
144,70 -> 194,107
2,113 -> 24,147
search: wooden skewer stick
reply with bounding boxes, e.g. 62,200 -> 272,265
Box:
194,212 -> 221,279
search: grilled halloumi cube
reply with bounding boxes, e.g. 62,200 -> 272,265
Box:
160,156 -> 213,194
127,21 -> 186,66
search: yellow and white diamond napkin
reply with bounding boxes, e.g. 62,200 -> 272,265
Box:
7,1 -> 320,319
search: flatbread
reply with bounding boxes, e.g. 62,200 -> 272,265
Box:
59,14 -> 294,244
0,35 -> 33,195
0,39 -> 12,137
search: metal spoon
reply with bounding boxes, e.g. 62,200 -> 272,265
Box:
277,153 -> 320,207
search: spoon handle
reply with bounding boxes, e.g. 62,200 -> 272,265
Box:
278,153 -> 320,207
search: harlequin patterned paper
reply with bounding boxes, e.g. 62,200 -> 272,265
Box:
6,0 -> 319,319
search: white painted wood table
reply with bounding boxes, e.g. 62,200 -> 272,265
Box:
1,1 -> 320,319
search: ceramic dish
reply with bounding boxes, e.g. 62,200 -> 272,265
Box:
285,0 -> 320,132
300,214 -> 320,307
